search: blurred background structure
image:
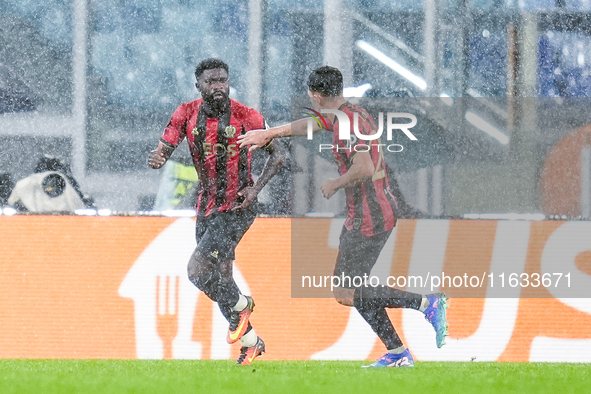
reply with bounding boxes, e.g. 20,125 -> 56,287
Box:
1,0 -> 591,218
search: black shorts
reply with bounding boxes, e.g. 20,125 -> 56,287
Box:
195,207 -> 256,263
333,226 -> 393,289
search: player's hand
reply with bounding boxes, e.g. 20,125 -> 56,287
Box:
321,179 -> 339,199
232,186 -> 259,210
148,149 -> 167,169
238,129 -> 271,152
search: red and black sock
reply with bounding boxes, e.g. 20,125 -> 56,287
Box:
353,285 -> 422,350
354,285 -> 422,310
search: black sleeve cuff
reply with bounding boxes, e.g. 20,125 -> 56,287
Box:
160,138 -> 176,149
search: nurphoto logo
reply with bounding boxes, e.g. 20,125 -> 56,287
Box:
303,107 -> 418,153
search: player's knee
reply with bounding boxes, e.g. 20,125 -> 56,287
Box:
187,267 -> 204,289
187,263 -> 215,291
187,252 -> 210,285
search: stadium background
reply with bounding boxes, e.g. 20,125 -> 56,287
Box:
1,0 -> 591,363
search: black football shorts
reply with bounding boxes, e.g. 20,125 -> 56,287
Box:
333,226 -> 393,289
195,207 -> 256,263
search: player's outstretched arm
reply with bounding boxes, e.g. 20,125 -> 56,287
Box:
238,118 -> 321,152
233,139 -> 287,210
148,142 -> 175,169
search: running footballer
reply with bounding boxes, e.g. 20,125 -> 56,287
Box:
149,58 -> 285,365
239,66 -> 448,368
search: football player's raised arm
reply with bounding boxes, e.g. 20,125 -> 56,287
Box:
238,118 -> 321,151
276,117 -> 322,137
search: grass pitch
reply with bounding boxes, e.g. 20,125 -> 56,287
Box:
0,360 -> 588,394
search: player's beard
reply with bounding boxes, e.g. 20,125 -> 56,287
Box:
202,90 -> 230,118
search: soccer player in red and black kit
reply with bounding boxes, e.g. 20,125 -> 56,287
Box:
239,66 -> 449,368
149,58 -> 285,365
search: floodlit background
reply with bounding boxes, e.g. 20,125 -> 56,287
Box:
1,0 -> 591,217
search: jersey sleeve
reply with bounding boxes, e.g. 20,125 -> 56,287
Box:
242,108 -> 265,131
161,104 -> 188,148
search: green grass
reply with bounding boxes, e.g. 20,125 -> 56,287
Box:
0,360 -> 589,394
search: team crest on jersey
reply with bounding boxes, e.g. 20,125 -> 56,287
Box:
191,127 -> 199,136
224,125 -> 237,138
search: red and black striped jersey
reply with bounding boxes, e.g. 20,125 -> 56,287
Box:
328,102 -> 398,236
160,98 -> 265,216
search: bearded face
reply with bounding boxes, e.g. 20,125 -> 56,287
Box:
196,68 -> 230,111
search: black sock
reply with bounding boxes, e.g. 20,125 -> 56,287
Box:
355,304 -> 403,350
194,273 -> 241,324
218,304 -> 254,333
218,303 -> 233,324
354,285 -> 422,310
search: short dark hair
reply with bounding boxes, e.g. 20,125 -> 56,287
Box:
195,58 -> 229,79
307,66 -> 343,97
